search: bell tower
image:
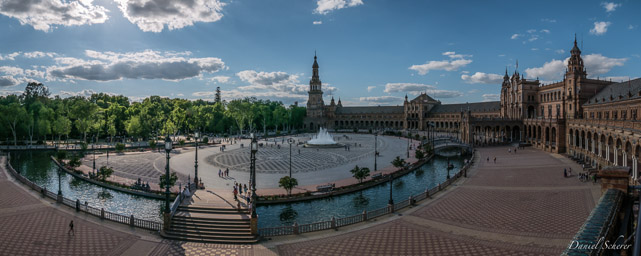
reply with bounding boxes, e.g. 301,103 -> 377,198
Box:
307,53 -> 324,119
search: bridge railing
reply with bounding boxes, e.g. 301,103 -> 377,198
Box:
257,150 -> 477,237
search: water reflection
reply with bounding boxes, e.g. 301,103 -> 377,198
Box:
279,205 -> 298,225
256,147 -> 469,228
10,151 -> 163,222
352,192 -> 369,208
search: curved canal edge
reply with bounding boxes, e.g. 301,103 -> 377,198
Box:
50,155 -> 176,200
258,149 -> 478,237
2,155 -> 163,231
257,155 -> 436,205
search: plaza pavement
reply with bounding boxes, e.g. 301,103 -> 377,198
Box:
1,144 -> 600,255
80,134 -> 420,197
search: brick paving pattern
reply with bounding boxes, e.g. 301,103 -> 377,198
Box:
277,219 -> 559,256
149,241 -> 256,256
276,146 -> 600,255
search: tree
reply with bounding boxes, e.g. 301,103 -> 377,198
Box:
97,166 -> 114,182
415,149 -> 425,159
159,172 -> 178,189
0,103 -> 28,145
279,176 -> 298,196
350,165 -> 370,183
52,115 -> 72,145
391,156 -> 406,171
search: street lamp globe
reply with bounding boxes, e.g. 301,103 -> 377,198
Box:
165,136 -> 172,153
251,133 -> 258,153
195,130 -> 200,140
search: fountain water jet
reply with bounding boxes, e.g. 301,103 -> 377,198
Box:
305,128 -> 343,148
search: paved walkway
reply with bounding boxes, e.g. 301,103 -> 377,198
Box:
270,146 -> 601,255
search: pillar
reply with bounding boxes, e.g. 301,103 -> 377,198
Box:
623,151 -> 627,167
633,157 -> 638,180
598,142 -> 602,157
606,144 -> 610,161
614,147 -> 618,166
592,139 -> 595,154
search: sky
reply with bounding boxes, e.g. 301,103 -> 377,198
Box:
0,0 -> 639,106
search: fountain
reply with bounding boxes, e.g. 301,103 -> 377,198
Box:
305,128 -> 343,148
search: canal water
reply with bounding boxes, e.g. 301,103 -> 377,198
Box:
9,149 -> 466,228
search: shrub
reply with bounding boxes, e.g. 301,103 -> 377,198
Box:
202,137 -> 209,144
80,142 -> 88,152
68,156 -> 81,168
148,140 -> 157,150
97,166 -> 114,181
179,140 -> 185,146
115,143 -> 125,153
56,151 -> 67,161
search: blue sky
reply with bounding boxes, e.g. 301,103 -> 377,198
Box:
0,0 -> 639,105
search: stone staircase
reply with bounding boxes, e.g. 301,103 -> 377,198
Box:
160,189 -> 258,244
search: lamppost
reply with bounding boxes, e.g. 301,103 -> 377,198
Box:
57,166 -> 63,203
374,133 -> 378,171
194,130 -> 199,187
407,132 -> 410,158
250,133 -> 258,235
92,135 -> 96,176
164,136 -> 172,214
388,172 -> 394,206
288,138 -> 294,178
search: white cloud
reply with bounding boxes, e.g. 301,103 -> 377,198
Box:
23,51 -> 56,58
555,49 -> 565,54
313,20 -> 322,25
0,76 -> 19,87
367,85 -> 376,92
541,18 -> 556,23
525,54 -> 626,80
540,29 -> 550,33
57,89 -> 99,98
359,96 -> 403,104
48,50 -> 225,81
384,83 -> 434,94
528,35 -> 539,42
0,52 -> 21,61
194,89 -> 308,104
629,25 -> 637,30
461,72 -> 503,84
409,52 -> 472,75
602,2 -> 621,12
315,0 -> 363,15
467,89 -> 479,94
0,0 -> 109,32
383,83 -> 462,98
211,75 -> 230,83
114,0 -> 225,33
0,66 -> 24,76
526,29 -> 537,34
0,90 -> 23,96
590,21 -> 611,35
531,48 -> 539,51
482,94 -> 499,102
583,54 -> 626,75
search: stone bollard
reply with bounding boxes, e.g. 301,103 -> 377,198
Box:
438,183 -> 442,191
130,215 -> 135,227
409,195 -> 414,206
331,216 -> 336,230
363,210 -> 368,221
41,187 -> 46,197
75,199 -> 80,211
100,208 -> 105,219
293,222 -> 299,235
388,203 -> 394,213
425,188 -> 430,198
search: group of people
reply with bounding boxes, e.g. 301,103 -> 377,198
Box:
508,147 -> 517,154
219,145 -> 227,152
486,156 -> 497,163
131,178 -> 151,192
218,168 -> 230,178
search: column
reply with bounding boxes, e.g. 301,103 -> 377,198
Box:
633,157 -> 638,180
623,151 -> 627,167
598,142 -> 602,157
614,147 -> 618,166
592,139 -> 595,154
606,144 -> 610,161
579,135 -> 583,151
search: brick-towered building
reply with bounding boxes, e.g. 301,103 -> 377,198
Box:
304,38 -> 640,178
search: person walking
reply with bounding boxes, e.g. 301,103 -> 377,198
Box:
564,168 -> 567,178
493,157 -> 496,163
68,220 -> 75,236
233,186 -> 238,200
487,157 -> 489,162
